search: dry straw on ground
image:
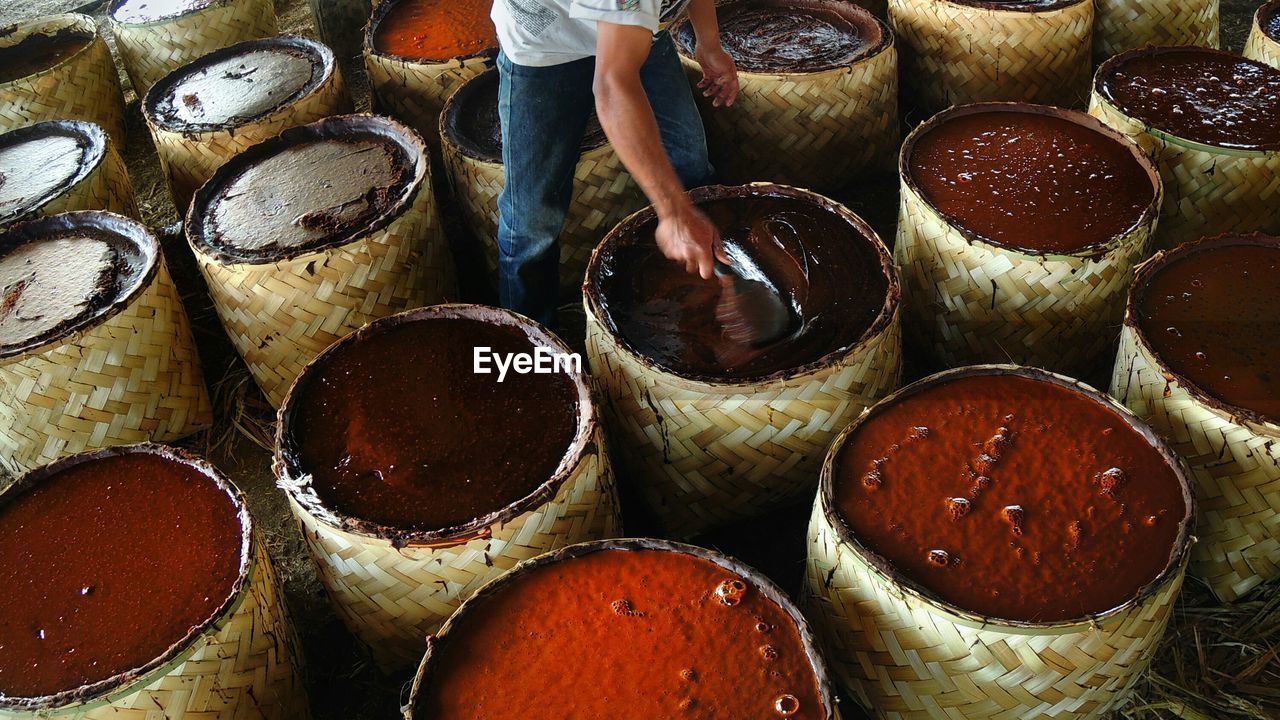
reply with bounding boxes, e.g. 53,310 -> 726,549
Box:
275,305 -> 622,671
0,14 -> 127,146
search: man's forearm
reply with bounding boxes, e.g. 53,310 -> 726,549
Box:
594,71 -> 689,216
686,0 -> 722,51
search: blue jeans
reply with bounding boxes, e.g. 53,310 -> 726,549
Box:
496,32 -> 715,327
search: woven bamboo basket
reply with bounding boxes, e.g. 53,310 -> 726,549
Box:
402,538 -> 841,720
0,120 -> 136,229
672,0 -> 898,192
804,365 -> 1196,720
275,305 -> 622,671
440,68 -> 646,297
0,444 -> 310,719
888,0 -> 1093,115
0,14 -> 126,146
143,35 -> 352,212
1094,0 -> 1219,64
1245,0 -> 1280,70
0,212 -> 211,477
1111,235 -> 1280,603
894,103 -> 1162,377
1089,48 -> 1280,249
109,0 -> 278,98
364,0 -> 498,155
187,114 -> 455,408
583,183 -> 902,539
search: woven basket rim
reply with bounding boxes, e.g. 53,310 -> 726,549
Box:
1258,0 -> 1280,40
363,0 -> 499,67
818,363 -> 1198,634
1124,231 -> 1280,437
933,0 -> 1089,14
186,113 -> 429,265
1093,46 -> 1280,157
0,13 -> 100,90
0,119 -> 110,227
438,66 -> 609,164
108,0 -> 235,27
898,102 -> 1163,260
142,34 -> 337,134
671,0 -> 893,77
274,303 -> 603,548
0,210 -> 161,362
582,182 -> 901,391
0,443 -> 255,712
400,537 -> 840,720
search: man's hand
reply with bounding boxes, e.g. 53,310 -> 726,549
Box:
655,202 -> 718,279
696,44 -> 739,108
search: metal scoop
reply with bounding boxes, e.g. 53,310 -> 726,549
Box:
713,256 -> 793,348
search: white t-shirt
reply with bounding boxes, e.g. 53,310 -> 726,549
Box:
492,0 -> 692,67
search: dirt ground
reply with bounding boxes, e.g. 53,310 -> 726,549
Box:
1,1 -> 1274,718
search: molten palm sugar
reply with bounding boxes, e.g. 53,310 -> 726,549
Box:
907,108 -> 1155,255
283,315 -> 579,533
111,0 -> 215,23
948,0 -> 1081,8
444,68 -> 605,163
832,372 -> 1187,622
673,0 -> 884,73
1268,2 -> 1280,41
191,126 -> 415,262
1134,235 -> 1280,425
415,548 -> 824,720
0,220 -> 148,357
372,0 -> 497,62
592,188 -> 890,379
0,451 -> 243,699
1099,48 -> 1280,151
150,43 -> 322,129
0,124 -> 98,226
0,30 -> 92,84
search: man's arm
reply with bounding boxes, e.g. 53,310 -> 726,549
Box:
685,0 -> 738,107
594,22 -> 718,278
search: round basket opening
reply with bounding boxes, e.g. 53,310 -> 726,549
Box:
584,183 -> 896,384
109,0 -> 220,25
276,304 -> 597,544
0,16 -> 95,86
901,103 -> 1160,256
1129,232 -> 1280,429
187,114 -> 427,264
823,366 -> 1194,627
144,35 -> 334,133
0,120 -> 108,227
367,0 -> 498,64
0,211 -> 157,360
1264,0 -> 1280,41
1096,46 -> 1280,153
941,0 -> 1087,12
407,539 -> 837,720
0,444 -> 250,710
672,0 -> 888,74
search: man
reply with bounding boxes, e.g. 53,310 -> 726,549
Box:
491,0 -> 740,326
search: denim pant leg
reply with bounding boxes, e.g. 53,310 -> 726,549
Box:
639,32 -> 716,189
496,52 -> 596,327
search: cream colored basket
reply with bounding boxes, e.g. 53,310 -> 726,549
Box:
673,0 -> 897,192
894,103 -> 1162,377
143,35 -> 352,213
276,305 -> 622,671
402,539 -> 841,720
0,14 -> 127,146
804,366 -> 1195,720
364,0 -> 498,154
0,445 -> 310,720
1089,48 -> 1280,249
109,0 -> 278,98
440,68 -> 646,298
0,121 -> 136,228
889,0 -> 1093,115
188,114 -> 456,408
0,213 -> 212,477
583,183 -> 902,539
1094,0 -> 1219,64
1245,0 -> 1280,70
1111,234 -> 1280,603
